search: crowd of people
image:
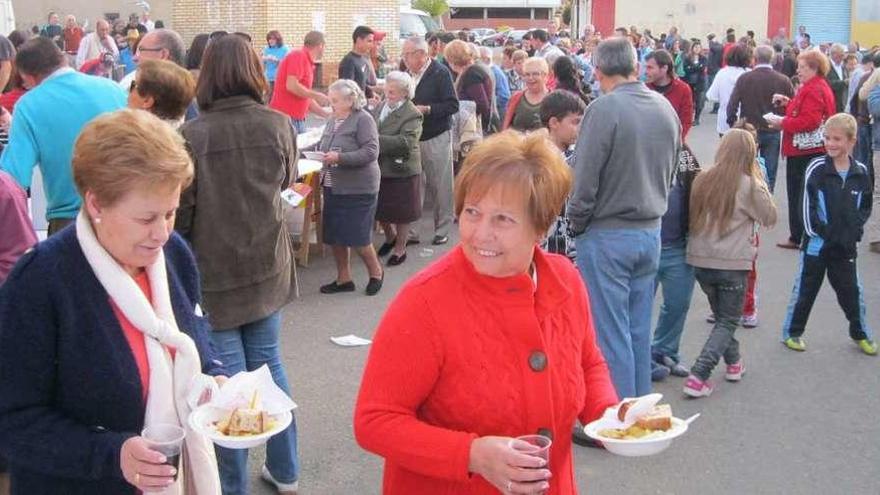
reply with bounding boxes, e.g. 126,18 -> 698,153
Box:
0,9 -> 877,495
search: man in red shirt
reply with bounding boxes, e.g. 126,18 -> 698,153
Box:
62,15 -> 84,58
270,30 -> 330,132
645,49 -> 693,139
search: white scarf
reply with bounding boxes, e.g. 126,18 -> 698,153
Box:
75,212 -> 220,494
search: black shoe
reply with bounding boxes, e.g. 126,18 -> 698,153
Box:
432,235 -> 449,245
365,273 -> 384,296
320,280 -> 355,294
694,119 -> 700,126
387,252 -> 407,266
406,238 -> 421,246
377,238 -> 396,257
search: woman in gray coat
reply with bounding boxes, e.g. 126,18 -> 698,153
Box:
372,71 -> 423,266
317,79 -> 384,295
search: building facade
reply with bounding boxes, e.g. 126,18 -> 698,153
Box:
571,0 -> 880,48
443,0 -> 560,31
11,0 -> 401,87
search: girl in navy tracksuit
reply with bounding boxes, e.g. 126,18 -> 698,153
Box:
782,113 -> 875,355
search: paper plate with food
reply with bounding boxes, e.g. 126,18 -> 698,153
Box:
583,393 -> 697,457
189,365 -> 297,449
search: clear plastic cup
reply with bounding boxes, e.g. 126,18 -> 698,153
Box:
142,423 -> 186,480
509,434 -> 552,463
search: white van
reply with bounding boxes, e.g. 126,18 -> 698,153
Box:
400,6 -> 442,40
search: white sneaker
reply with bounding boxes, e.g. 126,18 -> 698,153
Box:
261,465 -> 298,494
740,314 -> 759,328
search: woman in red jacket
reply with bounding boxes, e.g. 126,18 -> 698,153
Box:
354,131 -> 619,495
766,50 -> 836,249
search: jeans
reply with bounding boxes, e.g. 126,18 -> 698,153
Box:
651,243 -> 696,363
867,154 -> 880,244
210,312 -> 299,495
290,117 -> 306,134
855,123 -> 873,171
690,268 -> 748,381
757,130 -> 781,192
575,227 -> 661,398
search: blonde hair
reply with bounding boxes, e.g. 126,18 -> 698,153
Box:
73,109 -> 193,206
444,39 -> 474,67
523,57 -> 549,75
690,129 -> 763,235
512,49 -> 529,63
824,112 -> 857,140
454,130 -> 572,234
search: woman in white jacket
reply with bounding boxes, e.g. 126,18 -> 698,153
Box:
706,44 -> 752,135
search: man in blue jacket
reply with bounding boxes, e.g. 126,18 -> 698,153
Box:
0,37 -> 126,235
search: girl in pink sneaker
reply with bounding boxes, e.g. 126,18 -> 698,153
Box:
684,129 -> 777,398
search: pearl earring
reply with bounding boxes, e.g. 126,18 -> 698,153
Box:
94,217 -> 102,224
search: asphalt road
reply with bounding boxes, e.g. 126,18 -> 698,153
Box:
246,112 -> 880,495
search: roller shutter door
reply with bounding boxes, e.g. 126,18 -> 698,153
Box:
794,0 -> 851,44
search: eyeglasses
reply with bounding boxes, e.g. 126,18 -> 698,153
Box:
402,50 -> 425,57
523,71 -> 546,78
137,46 -> 163,55
129,80 -> 138,93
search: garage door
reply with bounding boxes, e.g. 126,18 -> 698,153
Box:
794,0 -> 851,44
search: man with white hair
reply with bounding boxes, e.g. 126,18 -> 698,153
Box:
478,45 -> 510,123
75,19 -> 119,69
827,43 -> 849,112
401,36 -> 459,245
582,24 -> 595,41
568,37 -> 680,399
725,44 -> 794,191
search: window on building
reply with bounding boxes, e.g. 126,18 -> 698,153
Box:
487,8 -> 530,19
105,12 -> 120,22
450,8 -> 485,19
533,8 -> 552,20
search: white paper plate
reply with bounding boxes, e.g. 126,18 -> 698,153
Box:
189,405 -> 292,449
583,416 -> 689,457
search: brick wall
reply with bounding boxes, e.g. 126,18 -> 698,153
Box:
172,0 -> 400,87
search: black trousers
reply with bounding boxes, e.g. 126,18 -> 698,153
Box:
785,153 -> 824,244
783,252 -> 869,341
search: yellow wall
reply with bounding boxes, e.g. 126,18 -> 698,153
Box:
852,22 -> 880,48
615,0 -> 768,40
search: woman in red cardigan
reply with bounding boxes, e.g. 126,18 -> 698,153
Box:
354,131 -> 619,495
766,49 -> 836,249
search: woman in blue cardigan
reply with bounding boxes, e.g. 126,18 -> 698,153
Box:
0,109 -> 225,494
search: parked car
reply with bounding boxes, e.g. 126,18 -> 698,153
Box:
480,30 -> 510,47
506,30 -> 530,48
472,28 -> 496,39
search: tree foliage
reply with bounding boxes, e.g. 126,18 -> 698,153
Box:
413,0 -> 450,18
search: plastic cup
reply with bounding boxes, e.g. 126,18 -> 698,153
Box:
509,435 -> 552,494
142,423 -> 185,480
509,434 -> 552,463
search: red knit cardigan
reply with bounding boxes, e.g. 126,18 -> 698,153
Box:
354,247 -> 619,495
781,75 -> 836,157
